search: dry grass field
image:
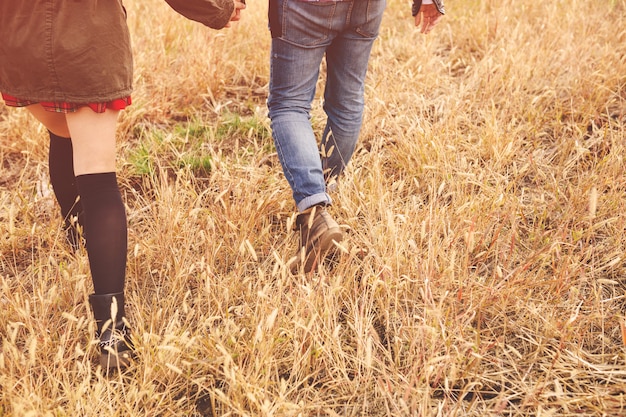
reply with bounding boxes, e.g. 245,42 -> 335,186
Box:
1,0 -> 626,415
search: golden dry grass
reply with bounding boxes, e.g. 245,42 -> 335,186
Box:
1,0 -> 626,415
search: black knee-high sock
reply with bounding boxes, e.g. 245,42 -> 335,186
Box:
48,131 -> 83,246
76,173 -> 127,295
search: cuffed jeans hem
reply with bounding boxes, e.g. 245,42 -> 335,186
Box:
297,193 -> 332,212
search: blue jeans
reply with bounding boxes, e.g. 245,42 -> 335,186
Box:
268,0 -> 385,212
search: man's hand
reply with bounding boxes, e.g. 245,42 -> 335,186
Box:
414,3 -> 442,34
225,0 -> 246,28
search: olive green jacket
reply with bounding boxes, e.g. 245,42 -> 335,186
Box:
0,0 -> 234,103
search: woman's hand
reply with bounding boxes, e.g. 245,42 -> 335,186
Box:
225,0 -> 246,27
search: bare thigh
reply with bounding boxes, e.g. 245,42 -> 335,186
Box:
65,107 -> 119,176
26,105 -> 119,176
26,104 -> 71,137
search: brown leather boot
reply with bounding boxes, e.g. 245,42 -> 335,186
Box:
291,205 -> 343,274
88,292 -> 134,370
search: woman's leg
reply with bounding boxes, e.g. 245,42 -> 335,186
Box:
65,107 -> 125,295
65,107 -> 118,176
68,108 -> 131,369
27,105 -> 131,369
49,131 -> 84,249
65,107 -> 131,369
27,104 -> 82,249
26,104 -> 71,138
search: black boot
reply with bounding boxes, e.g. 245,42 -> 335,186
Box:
88,292 -> 134,370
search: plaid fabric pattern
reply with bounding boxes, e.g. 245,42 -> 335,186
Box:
1,93 -> 131,113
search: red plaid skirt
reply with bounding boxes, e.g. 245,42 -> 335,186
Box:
1,93 -> 131,113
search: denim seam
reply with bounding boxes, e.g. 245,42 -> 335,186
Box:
345,0 -> 354,28
280,0 -> 338,47
280,0 -> 287,39
273,136 -> 298,199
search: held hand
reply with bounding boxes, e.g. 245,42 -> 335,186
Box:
225,0 -> 246,27
414,3 -> 442,34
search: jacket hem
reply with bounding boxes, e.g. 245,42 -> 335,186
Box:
0,86 -> 133,105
